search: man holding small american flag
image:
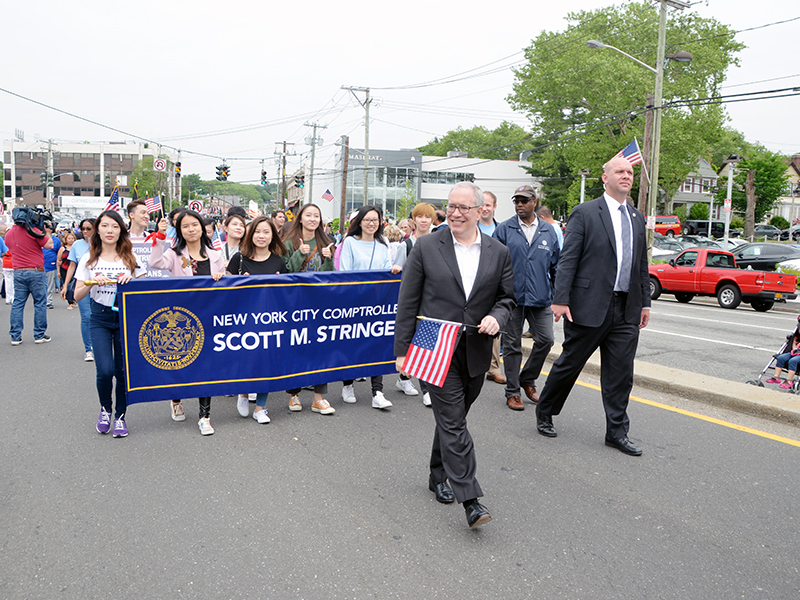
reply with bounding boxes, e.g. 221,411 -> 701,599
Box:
395,182 -> 515,529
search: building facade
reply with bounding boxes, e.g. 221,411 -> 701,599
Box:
2,140 -> 178,214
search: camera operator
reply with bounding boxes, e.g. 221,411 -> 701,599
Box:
7,208 -> 54,345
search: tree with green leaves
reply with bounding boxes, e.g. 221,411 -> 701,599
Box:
508,2 -> 743,213
714,152 -> 789,224
710,127 -> 768,171
689,202 -> 709,220
418,121 -> 530,159
395,179 -> 416,221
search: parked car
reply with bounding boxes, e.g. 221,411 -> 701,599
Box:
731,242 -> 800,271
682,220 -> 729,237
779,225 -> 800,241
715,238 -> 747,251
752,224 -> 781,240
652,236 -> 686,257
648,248 -> 797,311
654,215 -> 681,237
673,235 -> 722,249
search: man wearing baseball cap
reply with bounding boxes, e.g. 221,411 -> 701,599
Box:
492,185 -> 559,410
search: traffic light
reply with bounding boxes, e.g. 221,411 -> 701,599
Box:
175,162 -> 181,178
216,165 -> 224,181
295,175 -> 305,188
40,172 -> 47,187
299,175 -> 305,188
261,170 -> 267,185
221,166 -> 229,181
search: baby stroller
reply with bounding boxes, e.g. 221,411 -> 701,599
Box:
747,315 -> 800,393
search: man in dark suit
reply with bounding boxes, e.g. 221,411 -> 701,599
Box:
395,182 -> 515,528
535,156 -> 650,456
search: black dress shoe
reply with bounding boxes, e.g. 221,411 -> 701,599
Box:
536,408 -> 557,437
428,477 -> 455,503
464,500 -> 492,528
605,437 -> 642,456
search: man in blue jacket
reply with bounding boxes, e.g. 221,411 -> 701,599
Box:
493,185 -> 559,410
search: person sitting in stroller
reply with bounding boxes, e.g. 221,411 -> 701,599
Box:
767,331 -> 800,389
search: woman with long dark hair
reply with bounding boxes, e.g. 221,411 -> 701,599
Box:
227,216 -> 289,423
74,210 -> 146,437
150,209 -> 226,435
221,213 -> 246,265
281,203 -> 337,414
61,217 -> 96,361
339,205 -> 401,410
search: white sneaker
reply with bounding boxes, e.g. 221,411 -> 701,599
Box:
396,378 -> 419,396
84,351 -> 94,362
253,408 -> 271,424
372,391 -> 392,410
237,395 -> 250,417
248,393 -> 257,402
171,401 -> 186,422
422,392 -> 432,407
289,394 -> 302,412
198,417 -> 214,435
342,384 -> 356,404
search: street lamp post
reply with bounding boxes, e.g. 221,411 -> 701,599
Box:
723,154 -> 741,247
586,0 -> 692,262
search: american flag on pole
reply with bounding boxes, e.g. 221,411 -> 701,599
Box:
613,139 -> 643,166
322,189 -> 334,202
104,187 -> 120,212
145,195 -> 162,214
401,318 -> 462,387
211,228 -> 223,251
0,202 -> 5,215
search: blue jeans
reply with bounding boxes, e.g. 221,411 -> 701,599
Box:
775,352 -> 800,373
9,270 -> 48,341
78,294 -> 93,352
90,300 -> 126,418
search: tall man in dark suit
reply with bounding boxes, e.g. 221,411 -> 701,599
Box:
395,182 -> 515,528
535,156 -> 650,456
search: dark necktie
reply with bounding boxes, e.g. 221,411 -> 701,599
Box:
619,204 -> 632,292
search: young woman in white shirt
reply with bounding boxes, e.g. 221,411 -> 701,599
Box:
339,206 -> 402,410
74,210 -> 146,437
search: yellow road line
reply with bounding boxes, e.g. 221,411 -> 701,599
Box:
540,369 -> 800,448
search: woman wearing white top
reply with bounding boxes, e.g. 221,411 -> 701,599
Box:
339,206 -> 402,410
74,211 -> 146,437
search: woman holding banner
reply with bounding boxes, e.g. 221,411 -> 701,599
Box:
151,210 -> 225,435
281,203 -> 337,415
74,210 -> 146,437
227,216 -> 288,423
339,205 -> 402,410
221,213 -> 246,266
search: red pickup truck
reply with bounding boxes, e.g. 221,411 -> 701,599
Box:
649,248 -> 797,311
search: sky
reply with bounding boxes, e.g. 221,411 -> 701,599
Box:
2,0 -> 797,189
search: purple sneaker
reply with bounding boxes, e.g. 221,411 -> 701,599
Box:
113,415 -> 128,438
96,409 -> 111,434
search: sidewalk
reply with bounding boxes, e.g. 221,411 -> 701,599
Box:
522,338 -> 800,427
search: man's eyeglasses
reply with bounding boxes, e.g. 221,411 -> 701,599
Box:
446,205 -> 481,215
512,196 -> 533,205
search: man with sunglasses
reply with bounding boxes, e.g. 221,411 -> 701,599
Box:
493,185 -> 559,411
395,182 -> 515,528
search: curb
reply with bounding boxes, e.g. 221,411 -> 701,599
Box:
522,338 -> 800,427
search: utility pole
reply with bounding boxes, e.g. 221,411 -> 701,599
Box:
274,141 -> 295,209
339,135 -> 349,237
304,121 -> 327,205
579,169 -> 590,204
341,86 -> 371,204
637,94 -> 654,215
46,139 -> 54,210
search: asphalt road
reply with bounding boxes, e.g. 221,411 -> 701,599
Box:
551,296 -> 800,387
3,302 -> 800,599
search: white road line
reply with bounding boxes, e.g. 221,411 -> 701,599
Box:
644,328 -> 777,352
651,312 -> 789,332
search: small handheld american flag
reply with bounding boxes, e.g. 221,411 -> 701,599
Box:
104,187 -> 120,212
401,318 -> 462,387
145,195 -> 162,214
211,228 -> 223,251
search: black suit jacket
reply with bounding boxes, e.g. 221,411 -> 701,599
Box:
552,196 -> 650,327
394,227 -> 516,378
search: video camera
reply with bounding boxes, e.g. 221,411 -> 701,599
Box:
12,206 -> 54,239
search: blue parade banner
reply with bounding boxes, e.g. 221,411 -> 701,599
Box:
119,271 -> 401,404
